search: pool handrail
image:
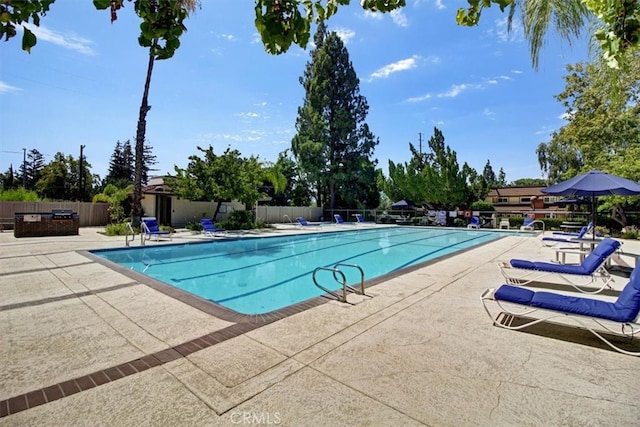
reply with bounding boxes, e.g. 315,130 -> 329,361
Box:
312,263 -> 369,303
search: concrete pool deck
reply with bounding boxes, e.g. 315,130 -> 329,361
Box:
1,225 -> 639,426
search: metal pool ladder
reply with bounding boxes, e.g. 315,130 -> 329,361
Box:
312,263 -> 370,304
125,222 -> 136,247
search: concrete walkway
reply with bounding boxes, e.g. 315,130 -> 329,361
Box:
1,226 -> 639,426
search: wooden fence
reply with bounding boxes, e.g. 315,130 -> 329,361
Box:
0,202 -> 109,227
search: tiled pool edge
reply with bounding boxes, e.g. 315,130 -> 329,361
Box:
80,237 -> 504,323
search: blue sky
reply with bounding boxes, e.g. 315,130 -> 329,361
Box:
0,1 -> 591,184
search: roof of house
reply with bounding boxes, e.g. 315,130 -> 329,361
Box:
142,176 -> 172,194
487,186 -> 546,197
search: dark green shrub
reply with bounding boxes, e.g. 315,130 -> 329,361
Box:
620,229 -> 639,240
0,188 -> 40,201
454,218 -> 466,227
470,201 -> 495,211
218,210 -> 255,230
185,221 -> 203,231
104,222 -> 137,236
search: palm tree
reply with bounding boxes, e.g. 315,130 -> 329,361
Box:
505,0 -> 591,70
130,0 -> 200,226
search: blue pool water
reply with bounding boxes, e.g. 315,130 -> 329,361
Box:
92,227 -> 510,315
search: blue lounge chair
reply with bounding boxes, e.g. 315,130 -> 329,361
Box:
200,218 -> 226,237
296,217 -> 321,228
520,217 -> 535,231
481,266 -> 640,356
334,214 -> 355,225
141,217 -> 172,241
355,214 -> 375,226
467,216 -> 481,229
498,238 -> 622,293
552,221 -> 593,236
541,224 -> 592,246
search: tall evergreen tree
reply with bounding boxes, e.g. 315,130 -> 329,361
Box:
1,165 -> 16,190
482,160 -> 497,187
17,149 -> 46,190
106,140 -> 134,187
141,140 -> 158,185
105,139 -> 156,188
25,149 -> 45,190
291,22 -> 379,209
421,128 -> 474,209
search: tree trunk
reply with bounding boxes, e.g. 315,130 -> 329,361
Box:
131,43 -> 156,227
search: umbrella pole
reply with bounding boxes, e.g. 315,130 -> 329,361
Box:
591,194 -> 596,240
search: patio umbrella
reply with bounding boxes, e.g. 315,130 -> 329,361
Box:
542,170 -> 640,238
391,200 -> 413,209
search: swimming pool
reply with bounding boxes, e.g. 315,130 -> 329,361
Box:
91,227 -> 510,315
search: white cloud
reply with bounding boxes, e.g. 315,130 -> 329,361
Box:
238,112 -> 260,119
535,125 -> 556,135
251,33 -> 262,44
334,27 -> 356,44
390,9 -> 408,27
494,17 -> 523,43
436,77 -> 503,98
406,93 -> 431,103
369,55 -> 420,81
483,108 -> 496,120
560,111 -> 574,121
437,83 -> 472,98
220,33 -> 236,41
25,24 -> 95,55
362,10 -> 384,20
433,0 -> 445,10
0,81 -> 22,94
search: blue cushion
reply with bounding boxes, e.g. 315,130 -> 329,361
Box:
542,236 -> 574,243
143,219 -> 160,232
494,267 -> 640,323
143,218 -> 169,234
613,267 -> 640,322
509,259 -> 536,269
494,285 -> 535,305
511,238 -> 620,275
529,291 -> 625,322
510,259 -> 588,274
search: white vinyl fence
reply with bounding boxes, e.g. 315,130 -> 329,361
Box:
256,206 -> 324,224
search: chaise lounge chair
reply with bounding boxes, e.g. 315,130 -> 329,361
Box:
296,217 -> 321,228
334,214 -> 356,225
467,216 -> 482,229
355,214 -> 375,226
141,217 -> 172,241
200,218 -> 226,237
497,238 -> 622,294
551,221 -> 593,236
541,224 -> 594,246
481,266 -> 640,356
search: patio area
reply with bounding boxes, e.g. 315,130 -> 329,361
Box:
1,226 -> 639,426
